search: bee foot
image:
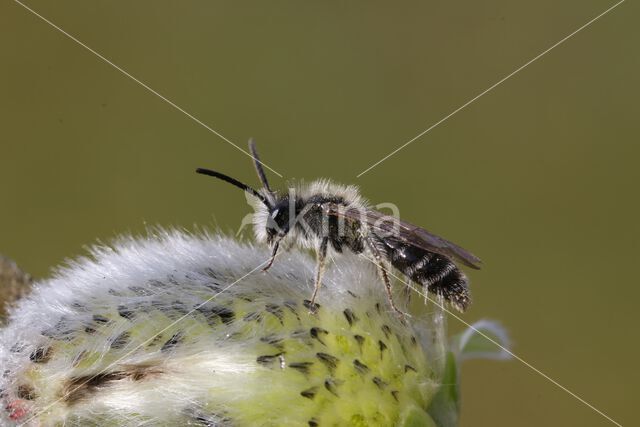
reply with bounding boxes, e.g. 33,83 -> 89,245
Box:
303,299 -> 320,314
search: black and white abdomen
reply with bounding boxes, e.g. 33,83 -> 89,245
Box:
380,237 -> 471,311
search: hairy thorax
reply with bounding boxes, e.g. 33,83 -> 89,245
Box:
294,194 -> 366,255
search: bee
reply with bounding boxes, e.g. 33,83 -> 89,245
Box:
197,140 -> 481,314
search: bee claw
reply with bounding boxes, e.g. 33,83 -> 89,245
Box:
303,299 -> 320,314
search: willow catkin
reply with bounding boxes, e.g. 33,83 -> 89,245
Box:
0,231 -> 448,426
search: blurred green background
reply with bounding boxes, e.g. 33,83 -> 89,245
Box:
1,1 -> 638,425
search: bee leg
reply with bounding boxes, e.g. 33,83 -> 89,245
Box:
308,237 -> 329,311
401,277 -> 412,305
262,241 -> 280,272
366,239 -> 406,320
377,262 -> 406,320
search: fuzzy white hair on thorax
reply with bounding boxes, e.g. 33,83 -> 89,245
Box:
0,230 -> 445,426
294,179 -> 369,209
251,178 -> 369,246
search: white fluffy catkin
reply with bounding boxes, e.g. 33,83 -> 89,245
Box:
0,230 -> 447,426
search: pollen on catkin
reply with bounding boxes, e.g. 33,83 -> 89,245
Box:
0,230 -> 446,426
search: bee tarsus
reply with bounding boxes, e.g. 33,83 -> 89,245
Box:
309,236 -> 329,309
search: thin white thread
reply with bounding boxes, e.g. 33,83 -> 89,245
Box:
12,0 -> 283,178
357,0 -> 626,177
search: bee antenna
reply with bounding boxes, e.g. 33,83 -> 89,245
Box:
196,168 -> 271,207
248,138 -> 274,195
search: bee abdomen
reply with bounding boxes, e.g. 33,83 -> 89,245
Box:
385,242 -> 470,311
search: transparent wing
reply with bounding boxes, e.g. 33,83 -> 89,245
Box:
324,204 -> 482,269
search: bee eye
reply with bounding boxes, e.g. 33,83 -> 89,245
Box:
266,207 -> 290,237
266,209 -> 279,235
267,209 -> 278,226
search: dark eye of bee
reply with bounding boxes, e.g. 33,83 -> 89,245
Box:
266,209 -> 280,235
266,203 -> 293,242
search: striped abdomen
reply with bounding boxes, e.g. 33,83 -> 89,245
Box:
381,238 -> 470,311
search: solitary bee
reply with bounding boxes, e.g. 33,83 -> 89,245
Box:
197,141 -> 481,314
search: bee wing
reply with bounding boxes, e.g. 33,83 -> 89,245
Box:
324,204 -> 482,269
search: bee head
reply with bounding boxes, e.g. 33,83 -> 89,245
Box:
197,139 -> 283,246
